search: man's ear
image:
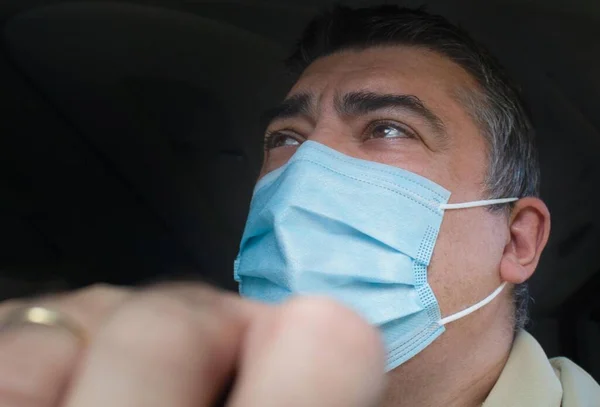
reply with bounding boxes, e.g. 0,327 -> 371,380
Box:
500,197 -> 551,284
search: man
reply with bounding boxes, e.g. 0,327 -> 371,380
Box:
0,5 -> 598,407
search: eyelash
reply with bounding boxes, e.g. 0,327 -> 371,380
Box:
263,120 -> 418,150
364,120 -> 417,141
263,130 -> 304,151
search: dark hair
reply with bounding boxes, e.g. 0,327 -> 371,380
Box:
287,5 -> 538,331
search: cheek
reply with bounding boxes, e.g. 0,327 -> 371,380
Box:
427,210 -> 508,316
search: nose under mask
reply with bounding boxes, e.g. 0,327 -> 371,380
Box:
234,141 -> 517,371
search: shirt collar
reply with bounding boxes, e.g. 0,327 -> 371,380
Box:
483,329 -> 563,407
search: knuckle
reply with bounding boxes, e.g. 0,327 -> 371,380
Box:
74,283 -> 128,304
109,293 -> 198,347
282,297 -> 384,362
102,292 -> 226,367
79,282 -> 116,296
54,284 -> 130,328
0,299 -> 24,318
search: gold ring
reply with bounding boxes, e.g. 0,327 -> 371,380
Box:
0,306 -> 87,343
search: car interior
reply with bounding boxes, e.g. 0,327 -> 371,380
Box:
0,0 -> 599,382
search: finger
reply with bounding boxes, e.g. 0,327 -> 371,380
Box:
0,313 -> 80,407
148,281 -> 270,322
62,284 -> 266,407
228,297 -> 386,407
0,285 -> 130,407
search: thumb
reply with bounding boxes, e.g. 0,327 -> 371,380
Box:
227,296 -> 386,407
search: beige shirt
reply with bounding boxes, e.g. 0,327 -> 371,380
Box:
483,330 -> 600,407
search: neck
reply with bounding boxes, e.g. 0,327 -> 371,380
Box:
380,317 -> 513,407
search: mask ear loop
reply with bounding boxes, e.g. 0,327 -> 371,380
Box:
438,282 -> 508,326
435,197 -> 515,325
439,197 -> 518,210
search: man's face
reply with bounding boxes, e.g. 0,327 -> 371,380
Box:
260,46 -> 512,351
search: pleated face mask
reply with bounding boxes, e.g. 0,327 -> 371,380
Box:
234,141 -> 515,371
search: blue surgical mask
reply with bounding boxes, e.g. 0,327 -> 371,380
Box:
234,141 -> 515,371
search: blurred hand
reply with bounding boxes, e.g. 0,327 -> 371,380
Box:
0,283 -> 385,407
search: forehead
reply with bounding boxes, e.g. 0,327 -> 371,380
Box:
289,46 -> 479,121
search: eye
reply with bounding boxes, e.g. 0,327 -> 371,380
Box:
365,121 -> 416,140
264,131 -> 303,150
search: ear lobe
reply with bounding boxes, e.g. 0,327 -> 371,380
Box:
500,197 -> 551,284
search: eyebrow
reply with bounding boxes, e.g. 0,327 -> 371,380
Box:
260,93 -> 314,130
261,91 -> 447,143
336,91 -> 446,136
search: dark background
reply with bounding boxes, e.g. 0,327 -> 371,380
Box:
0,0 -> 598,380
